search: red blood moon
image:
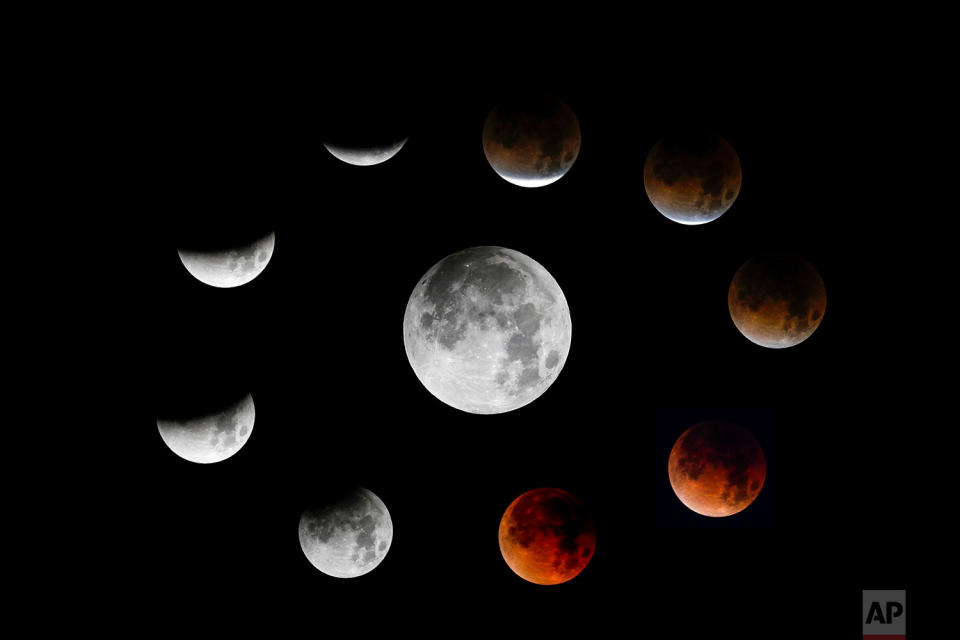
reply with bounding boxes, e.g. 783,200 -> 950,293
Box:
668,421 -> 766,517
498,488 -> 596,585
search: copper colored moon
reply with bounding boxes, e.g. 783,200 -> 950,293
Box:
643,133 -> 742,225
498,488 -> 595,585
668,421 -> 766,517
728,254 -> 827,348
482,95 -> 581,188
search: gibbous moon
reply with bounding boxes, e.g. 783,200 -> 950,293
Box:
728,254 -> 827,348
298,488 -> 393,578
403,246 -> 572,414
668,421 -> 766,517
178,231 -> 275,288
323,138 -> 408,166
482,94 -> 581,188
157,393 -> 255,464
499,488 -> 596,585
643,133 -> 742,225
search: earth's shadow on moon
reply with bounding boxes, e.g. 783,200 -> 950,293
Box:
656,407 -> 779,528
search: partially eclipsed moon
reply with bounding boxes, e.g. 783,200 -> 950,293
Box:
323,139 -> 408,166
643,133 -> 742,225
298,488 -> 393,578
482,95 -> 581,188
157,393 -> 255,464
668,421 -> 766,517
728,254 -> 827,348
178,231 -> 275,288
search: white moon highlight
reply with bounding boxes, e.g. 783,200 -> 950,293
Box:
298,488 -> 393,578
178,231 -> 275,288
323,139 -> 408,166
157,393 -> 255,464
403,246 -> 572,414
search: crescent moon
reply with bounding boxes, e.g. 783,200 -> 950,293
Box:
157,393 -> 255,464
323,139 -> 408,167
178,231 -> 275,289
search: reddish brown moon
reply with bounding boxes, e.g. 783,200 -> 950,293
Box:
668,421 -> 766,517
482,95 -> 581,188
728,254 -> 827,349
643,133 -> 742,225
498,488 -> 596,585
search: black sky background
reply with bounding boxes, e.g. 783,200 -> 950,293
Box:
94,47 -> 934,637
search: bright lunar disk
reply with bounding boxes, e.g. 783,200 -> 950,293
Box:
323,138 -> 408,166
178,231 -> 275,288
298,488 -> 393,578
403,246 -> 572,414
157,393 -> 255,464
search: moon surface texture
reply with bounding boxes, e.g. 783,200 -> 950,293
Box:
323,138 -> 408,166
178,231 -> 275,288
728,254 -> 827,348
499,488 -> 596,585
298,488 -> 393,578
157,393 -> 255,464
643,133 -> 742,225
482,95 -> 581,188
403,246 -> 571,414
668,421 -> 766,517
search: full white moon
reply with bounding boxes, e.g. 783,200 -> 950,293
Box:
298,488 -> 393,578
157,393 -> 255,464
178,231 -> 275,288
403,246 -> 572,414
323,139 -> 408,166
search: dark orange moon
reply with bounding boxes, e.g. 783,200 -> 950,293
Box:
498,488 -> 595,585
482,95 -> 581,188
643,133 -> 741,225
668,421 -> 766,517
728,254 -> 827,349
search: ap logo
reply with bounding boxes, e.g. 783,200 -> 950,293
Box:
863,590 -> 906,639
